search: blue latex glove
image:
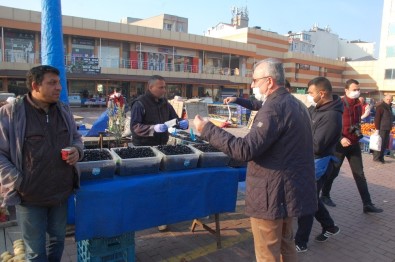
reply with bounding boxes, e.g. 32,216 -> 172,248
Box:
178,119 -> 189,130
154,124 -> 168,133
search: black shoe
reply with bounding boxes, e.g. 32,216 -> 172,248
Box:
315,225 -> 340,242
363,204 -> 383,213
320,196 -> 336,207
295,243 -> 308,253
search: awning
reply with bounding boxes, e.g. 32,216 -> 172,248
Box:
0,70 -> 246,86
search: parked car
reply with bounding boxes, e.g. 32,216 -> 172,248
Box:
0,92 -> 16,102
68,93 -> 82,107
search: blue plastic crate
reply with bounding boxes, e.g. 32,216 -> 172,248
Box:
77,232 -> 135,262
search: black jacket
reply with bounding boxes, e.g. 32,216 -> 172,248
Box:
374,102 -> 393,131
309,95 -> 344,158
201,88 -> 317,220
130,91 -> 179,146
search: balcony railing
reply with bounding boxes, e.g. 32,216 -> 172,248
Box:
1,49 -> 252,77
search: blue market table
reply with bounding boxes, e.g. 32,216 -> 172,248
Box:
72,166 -> 246,248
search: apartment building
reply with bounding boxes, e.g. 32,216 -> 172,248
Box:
0,5 -> 380,104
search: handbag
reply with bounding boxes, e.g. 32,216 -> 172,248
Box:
369,133 -> 382,151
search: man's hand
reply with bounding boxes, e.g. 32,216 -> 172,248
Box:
340,137 -> 352,147
178,120 -> 189,130
223,97 -> 237,104
154,124 -> 168,133
65,147 -> 80,165
193,115 -> 209,132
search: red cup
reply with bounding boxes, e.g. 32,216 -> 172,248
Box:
61,147 -> 72,160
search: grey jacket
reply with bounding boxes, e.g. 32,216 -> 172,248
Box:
201,88 -> 317,220
0,96 -> 84,206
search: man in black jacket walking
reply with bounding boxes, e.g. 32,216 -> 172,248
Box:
295,77 -> 342,252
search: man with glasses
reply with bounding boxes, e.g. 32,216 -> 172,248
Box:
0,65 -> 84,261
194,58 -> 317,262
321,79 -> 383,213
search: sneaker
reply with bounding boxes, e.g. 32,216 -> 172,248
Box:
315,225 -> 340,242
363,204 -> 383,213
320,196 -> 336,207
158,225 -> 168,232
295,243 -> 308,253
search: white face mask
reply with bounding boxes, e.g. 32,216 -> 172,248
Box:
347,90 -> 360,99
307,94 -> 317,107
253,87 -> 263,101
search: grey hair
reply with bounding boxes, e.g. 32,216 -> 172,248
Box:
254,58 -> 285,88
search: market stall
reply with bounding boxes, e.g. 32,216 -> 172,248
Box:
72,166 -> 246,242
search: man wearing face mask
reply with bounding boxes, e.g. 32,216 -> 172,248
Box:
320,79 -> 383,213
200,58 -> 317,262
295,77 -> 343,252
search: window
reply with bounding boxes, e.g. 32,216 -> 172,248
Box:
385,69 -> 395,79
386,46 -> 395,57
177,24 -> 184,32
389,23 -> 395,36
164,23 -> 172,31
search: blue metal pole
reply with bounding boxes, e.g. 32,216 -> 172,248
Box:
41,0 -> 69,104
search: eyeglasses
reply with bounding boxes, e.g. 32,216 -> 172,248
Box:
251,76 -> 270,86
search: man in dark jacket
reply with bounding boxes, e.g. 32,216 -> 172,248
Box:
130,75 -> 189,146
0,65 -> 84,261
129,75 -> 188,231
195,58 -> 317,262
321,79 -> 383,213
295,77 -> 342,252
373,95 -> 393,163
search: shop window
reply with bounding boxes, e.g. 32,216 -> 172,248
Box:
4,29 -> 35,63
385,69 -> 395,79
167,84 -> 182,99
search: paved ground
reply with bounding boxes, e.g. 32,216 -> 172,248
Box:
1,108 -> 394,262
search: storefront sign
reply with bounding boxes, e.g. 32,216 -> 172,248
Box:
68,57 -> 101,74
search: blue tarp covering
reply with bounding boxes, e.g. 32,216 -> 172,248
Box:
85,110 -> 109,137
72,167 -> 241,241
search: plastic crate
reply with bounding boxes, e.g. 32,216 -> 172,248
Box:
110,146 -> 161,176
152,145 -> 199,171
77,232 -> 135,262
191,145 -> 230,168
76,148 -> 116,181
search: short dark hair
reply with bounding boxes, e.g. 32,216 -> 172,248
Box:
148,75 -> 165,87
345,79 -> 359,89
308,77 -> 332,93
115,87 -> 122,92
26,65 -> 60,91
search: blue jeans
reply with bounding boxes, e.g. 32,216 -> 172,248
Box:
16,202 -> 68,262
321,142 -> 372,206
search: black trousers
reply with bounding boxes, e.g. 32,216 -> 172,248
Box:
321,142 -> 372,206
373,130 -> 390,162
295,163 -> 335,246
